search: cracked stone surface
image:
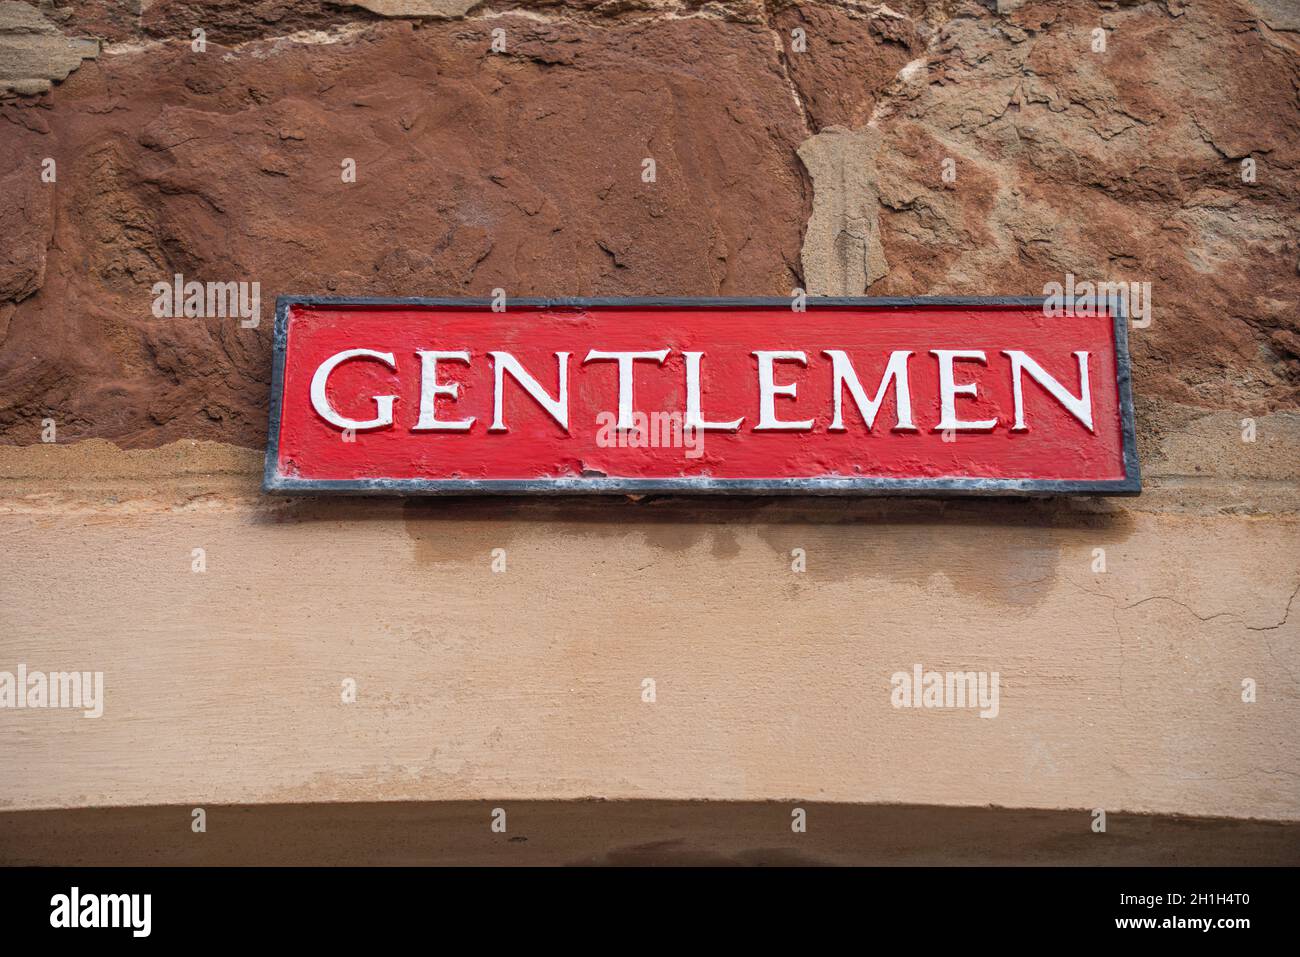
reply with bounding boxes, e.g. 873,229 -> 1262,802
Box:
0,14 -> 809,446
0,0 -> 1295,448
347,0 -> 479,18
0,0 -> 98,93
797,125 -> 889,294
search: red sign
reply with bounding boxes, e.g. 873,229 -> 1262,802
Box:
264,298 -> 1139,495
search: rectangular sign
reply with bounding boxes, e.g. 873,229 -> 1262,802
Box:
264,297 -> 1139,495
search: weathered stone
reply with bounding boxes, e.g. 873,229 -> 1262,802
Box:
0,16 -> 808,446
1242,0 -> 1300,33
864,0 -> 1300,413
131,0 -> 768,45
138,0 -> 388,43
0,163 -> 52,302
0,0 -> 1296,446
0,0 -> 97,94
348,0 -> 477,16
797,125 -> 889,294
774,0 -> 922,130
41,0 -> 144,43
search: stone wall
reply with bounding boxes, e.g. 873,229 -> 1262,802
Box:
0,0 -> 1296,862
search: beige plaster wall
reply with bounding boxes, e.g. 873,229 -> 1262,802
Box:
1,412 -> 1295,823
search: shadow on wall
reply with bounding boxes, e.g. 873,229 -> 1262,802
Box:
1,800 -> 1296,866
247,494 -> 1136,605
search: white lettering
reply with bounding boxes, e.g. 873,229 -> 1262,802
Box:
413,350 -> 474,431
683,351 -> 743,431
583,349 -> 671,430
1003,350 -> 1093,432
822,350 -> 916,431
932,350 -> 997,431
310,349 -> 397,431
753,350 -> 814,431
489,352 -> 570,432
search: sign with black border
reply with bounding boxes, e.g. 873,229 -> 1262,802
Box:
263,296 -> 1140,496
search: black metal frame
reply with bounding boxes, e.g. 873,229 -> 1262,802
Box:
263,296 -> 1141,496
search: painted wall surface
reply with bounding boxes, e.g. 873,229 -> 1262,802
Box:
0,0 -> 1297,862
